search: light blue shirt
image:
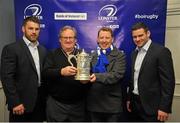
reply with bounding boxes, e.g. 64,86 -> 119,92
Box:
133,39 -> 152,95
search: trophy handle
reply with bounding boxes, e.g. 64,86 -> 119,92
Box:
68,55 -> 77,67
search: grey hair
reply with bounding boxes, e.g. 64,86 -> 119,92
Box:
59,25 -> 77,38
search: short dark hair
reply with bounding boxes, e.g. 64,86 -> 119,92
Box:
98,27 -> 113,37
131,22 -> 149,32
23,16 -> 40,26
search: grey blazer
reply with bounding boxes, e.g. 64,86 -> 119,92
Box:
87,47 -> 126,113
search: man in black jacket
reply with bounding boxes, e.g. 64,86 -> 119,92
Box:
127,22 -> 175,122
1,16 -> 47,122
42,25 -> 90,122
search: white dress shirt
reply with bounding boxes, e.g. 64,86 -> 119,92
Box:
23,36 -> 41,86
133,39 -> 152,95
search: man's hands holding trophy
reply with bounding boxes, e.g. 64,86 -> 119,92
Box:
61,66 -> 77,76
61,49 -> 96,84
60,62 -> 96,84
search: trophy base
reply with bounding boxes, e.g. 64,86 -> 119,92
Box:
75,75 -> 90,80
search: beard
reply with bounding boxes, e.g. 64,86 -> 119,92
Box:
25,34 -> 38,42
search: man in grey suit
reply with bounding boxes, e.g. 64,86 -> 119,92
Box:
88,27 -> 126,122
1,16 -> 47,122
127,22 -> 175,122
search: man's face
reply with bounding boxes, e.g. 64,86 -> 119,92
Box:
60,29 -> 76,52
22,21 -> 40,43
132,28 -> 150,48
97,30 -> 113,50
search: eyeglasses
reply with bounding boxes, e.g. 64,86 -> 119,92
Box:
61,36 -> 75,40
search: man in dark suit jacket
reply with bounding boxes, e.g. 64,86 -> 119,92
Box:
0,16 -> 47,122
127,22 -> 175,122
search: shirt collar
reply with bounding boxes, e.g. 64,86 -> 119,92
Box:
23,36 -> 39,47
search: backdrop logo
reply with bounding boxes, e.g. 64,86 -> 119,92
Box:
24,4 -> 43,20
98,4 -> 118,22
54,13 -> 87,20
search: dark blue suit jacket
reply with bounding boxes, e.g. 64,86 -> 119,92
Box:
1,39 -> 47,112
129,42 -> 175,115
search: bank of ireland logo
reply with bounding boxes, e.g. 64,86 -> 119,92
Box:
98,4 -> 118,22
24,4 -> 43,19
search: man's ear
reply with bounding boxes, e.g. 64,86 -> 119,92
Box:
111,38 -> 114,43
147,30 -> 151,37
22,26 -> 25,33
97,41 -> 99,45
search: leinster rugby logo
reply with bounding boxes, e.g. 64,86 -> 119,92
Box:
24,4 -> 43,19
98,4 -> 118,22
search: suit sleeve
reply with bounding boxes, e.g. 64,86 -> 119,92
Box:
95,51 -> 126,84
1,45 -> 21,109
158,48 -> 175,113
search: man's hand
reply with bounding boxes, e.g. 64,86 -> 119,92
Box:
79,74 -> 96,84
157,110 -> 169,121
13,104 -> 25,115
61,66 -> 77,76
126,101 -> 132,112
90,74 -> 96,83
80,80 -> 89,84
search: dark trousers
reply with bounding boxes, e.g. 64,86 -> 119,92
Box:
9,87 -> 46,122
88,111 -> 124,122
46,96 -> 86,122
129,94 -> 160,122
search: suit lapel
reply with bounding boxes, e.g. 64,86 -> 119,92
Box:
38,46 -> 43,72
131,50 -> 138,89
107,48 -> 118,71
139,43 -> 153,75
132,50 -> 138,73
19,40 -> 37,73
128,50 -> 138,91
91,52 -> 98,67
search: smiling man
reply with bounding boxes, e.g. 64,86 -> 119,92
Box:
87,27 -> 126,122
1,16 -> 47,122
42,26 -> 90,122
127,22 -> 175,122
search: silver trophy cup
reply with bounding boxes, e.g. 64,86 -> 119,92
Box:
68,49 -> 90,80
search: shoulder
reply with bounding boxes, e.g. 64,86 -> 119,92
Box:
48,48 -> 58,53
2,40 -> 23,51
39,44 -> 46,50
1,41 -> 25,59
148,42 -> 172,61
38,44 -> 47,53
151,42 -> 171,54
47,48 -> 60,56
112,47 -> 126,57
